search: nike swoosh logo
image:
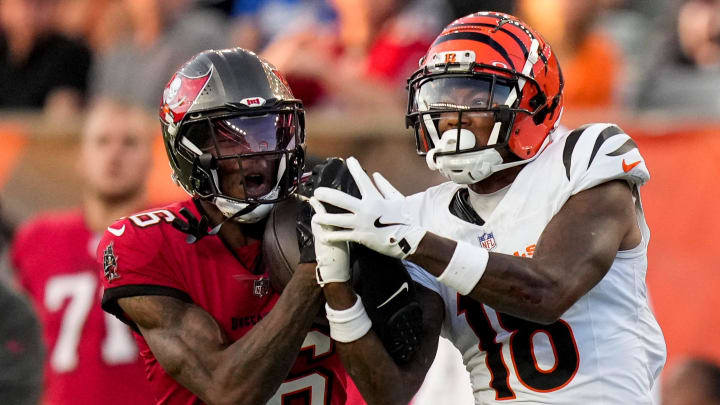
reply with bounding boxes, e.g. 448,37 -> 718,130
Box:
622,159 -> 641,173
374,216 -> 407,228
377,282 -> 409,309
107,225 -> 126,237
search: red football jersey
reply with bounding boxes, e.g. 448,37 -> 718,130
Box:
97,199 -> 354,405
11,210 -> 154,405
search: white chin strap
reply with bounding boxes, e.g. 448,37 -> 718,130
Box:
213,184 -> 280,223
213,198 -> 273,223
426,129 -> 502,184
426,128 -> 548,184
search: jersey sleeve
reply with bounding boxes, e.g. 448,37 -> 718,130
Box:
404,261 -> 442,295
562,123 -> 650,195
97,214 -> 192,329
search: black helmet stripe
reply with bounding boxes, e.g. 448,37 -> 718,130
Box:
432,32 -> 516,71
443,22 -> 548,66
445,23 -> 529,60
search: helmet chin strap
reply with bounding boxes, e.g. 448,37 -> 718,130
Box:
426,128 -> 552,184
214,197 -> 271,222
206,201 -> 265,237
213,193 -> 276,224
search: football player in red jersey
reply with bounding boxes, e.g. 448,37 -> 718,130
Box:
11,98 -> 156,404
97,48 -> 357,405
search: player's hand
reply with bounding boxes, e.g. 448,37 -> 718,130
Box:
312,157 -> 426,259
308,198 -> 350,286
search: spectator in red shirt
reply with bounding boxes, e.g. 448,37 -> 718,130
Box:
11,98 -> 156,405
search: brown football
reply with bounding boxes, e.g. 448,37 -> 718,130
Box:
263,196 -> 329,326
262,196 -> 301,293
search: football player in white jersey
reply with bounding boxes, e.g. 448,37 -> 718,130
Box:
308,11 -> 667,405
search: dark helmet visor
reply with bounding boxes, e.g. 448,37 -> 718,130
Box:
212,113 -> 297,156
182,112 -> 299,157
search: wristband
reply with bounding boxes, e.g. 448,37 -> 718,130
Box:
325,295 -> 372,343
436,240 -> 488,295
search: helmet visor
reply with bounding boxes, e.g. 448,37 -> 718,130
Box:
183,112 -> 299,157
411,76 -> 515,154
415,76 -> 513,112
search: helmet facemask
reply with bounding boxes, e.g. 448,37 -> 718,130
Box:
175,107 -> 304,222
408,67 -> 542,184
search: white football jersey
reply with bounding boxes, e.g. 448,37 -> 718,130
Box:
406,123 -> 666,404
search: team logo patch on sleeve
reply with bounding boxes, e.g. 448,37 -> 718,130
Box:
103,242 -> 120,282
478,232 -> 497,250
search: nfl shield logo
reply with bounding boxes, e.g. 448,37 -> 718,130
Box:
253,278 -> 270,298
478,232 -> 497,251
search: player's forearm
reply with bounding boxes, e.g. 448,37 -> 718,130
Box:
323,283 -> 419,405
217,265 -> 323,404
466,254 -> 564,324
409,233 -> 561,324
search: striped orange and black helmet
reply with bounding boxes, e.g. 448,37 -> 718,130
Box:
406,11 -> 563,163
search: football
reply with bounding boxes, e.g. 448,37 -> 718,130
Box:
262,195 -> 301,293
264,176 -> 427,362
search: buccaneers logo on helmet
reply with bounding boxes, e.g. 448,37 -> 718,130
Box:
160,70 -> 212,128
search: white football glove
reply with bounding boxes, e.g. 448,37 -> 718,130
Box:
312,157 -> 426,259
308,197 -> 350,287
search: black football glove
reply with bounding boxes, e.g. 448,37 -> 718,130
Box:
296,199 -> 317,264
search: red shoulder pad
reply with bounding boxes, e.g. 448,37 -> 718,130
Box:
96,202 -> 192,291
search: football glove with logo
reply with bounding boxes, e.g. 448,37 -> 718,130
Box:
312,157 -> 426,259
310,157 -> 424,363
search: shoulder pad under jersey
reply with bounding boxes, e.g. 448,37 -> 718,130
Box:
561,123 -> 649,195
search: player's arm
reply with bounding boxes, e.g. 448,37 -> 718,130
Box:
117,263 -> 322,405
307,194 -> 444,405
409,179 -> 640,324
322,281 -> 444,405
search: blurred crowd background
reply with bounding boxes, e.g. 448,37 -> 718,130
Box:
1,0 -> 720,403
